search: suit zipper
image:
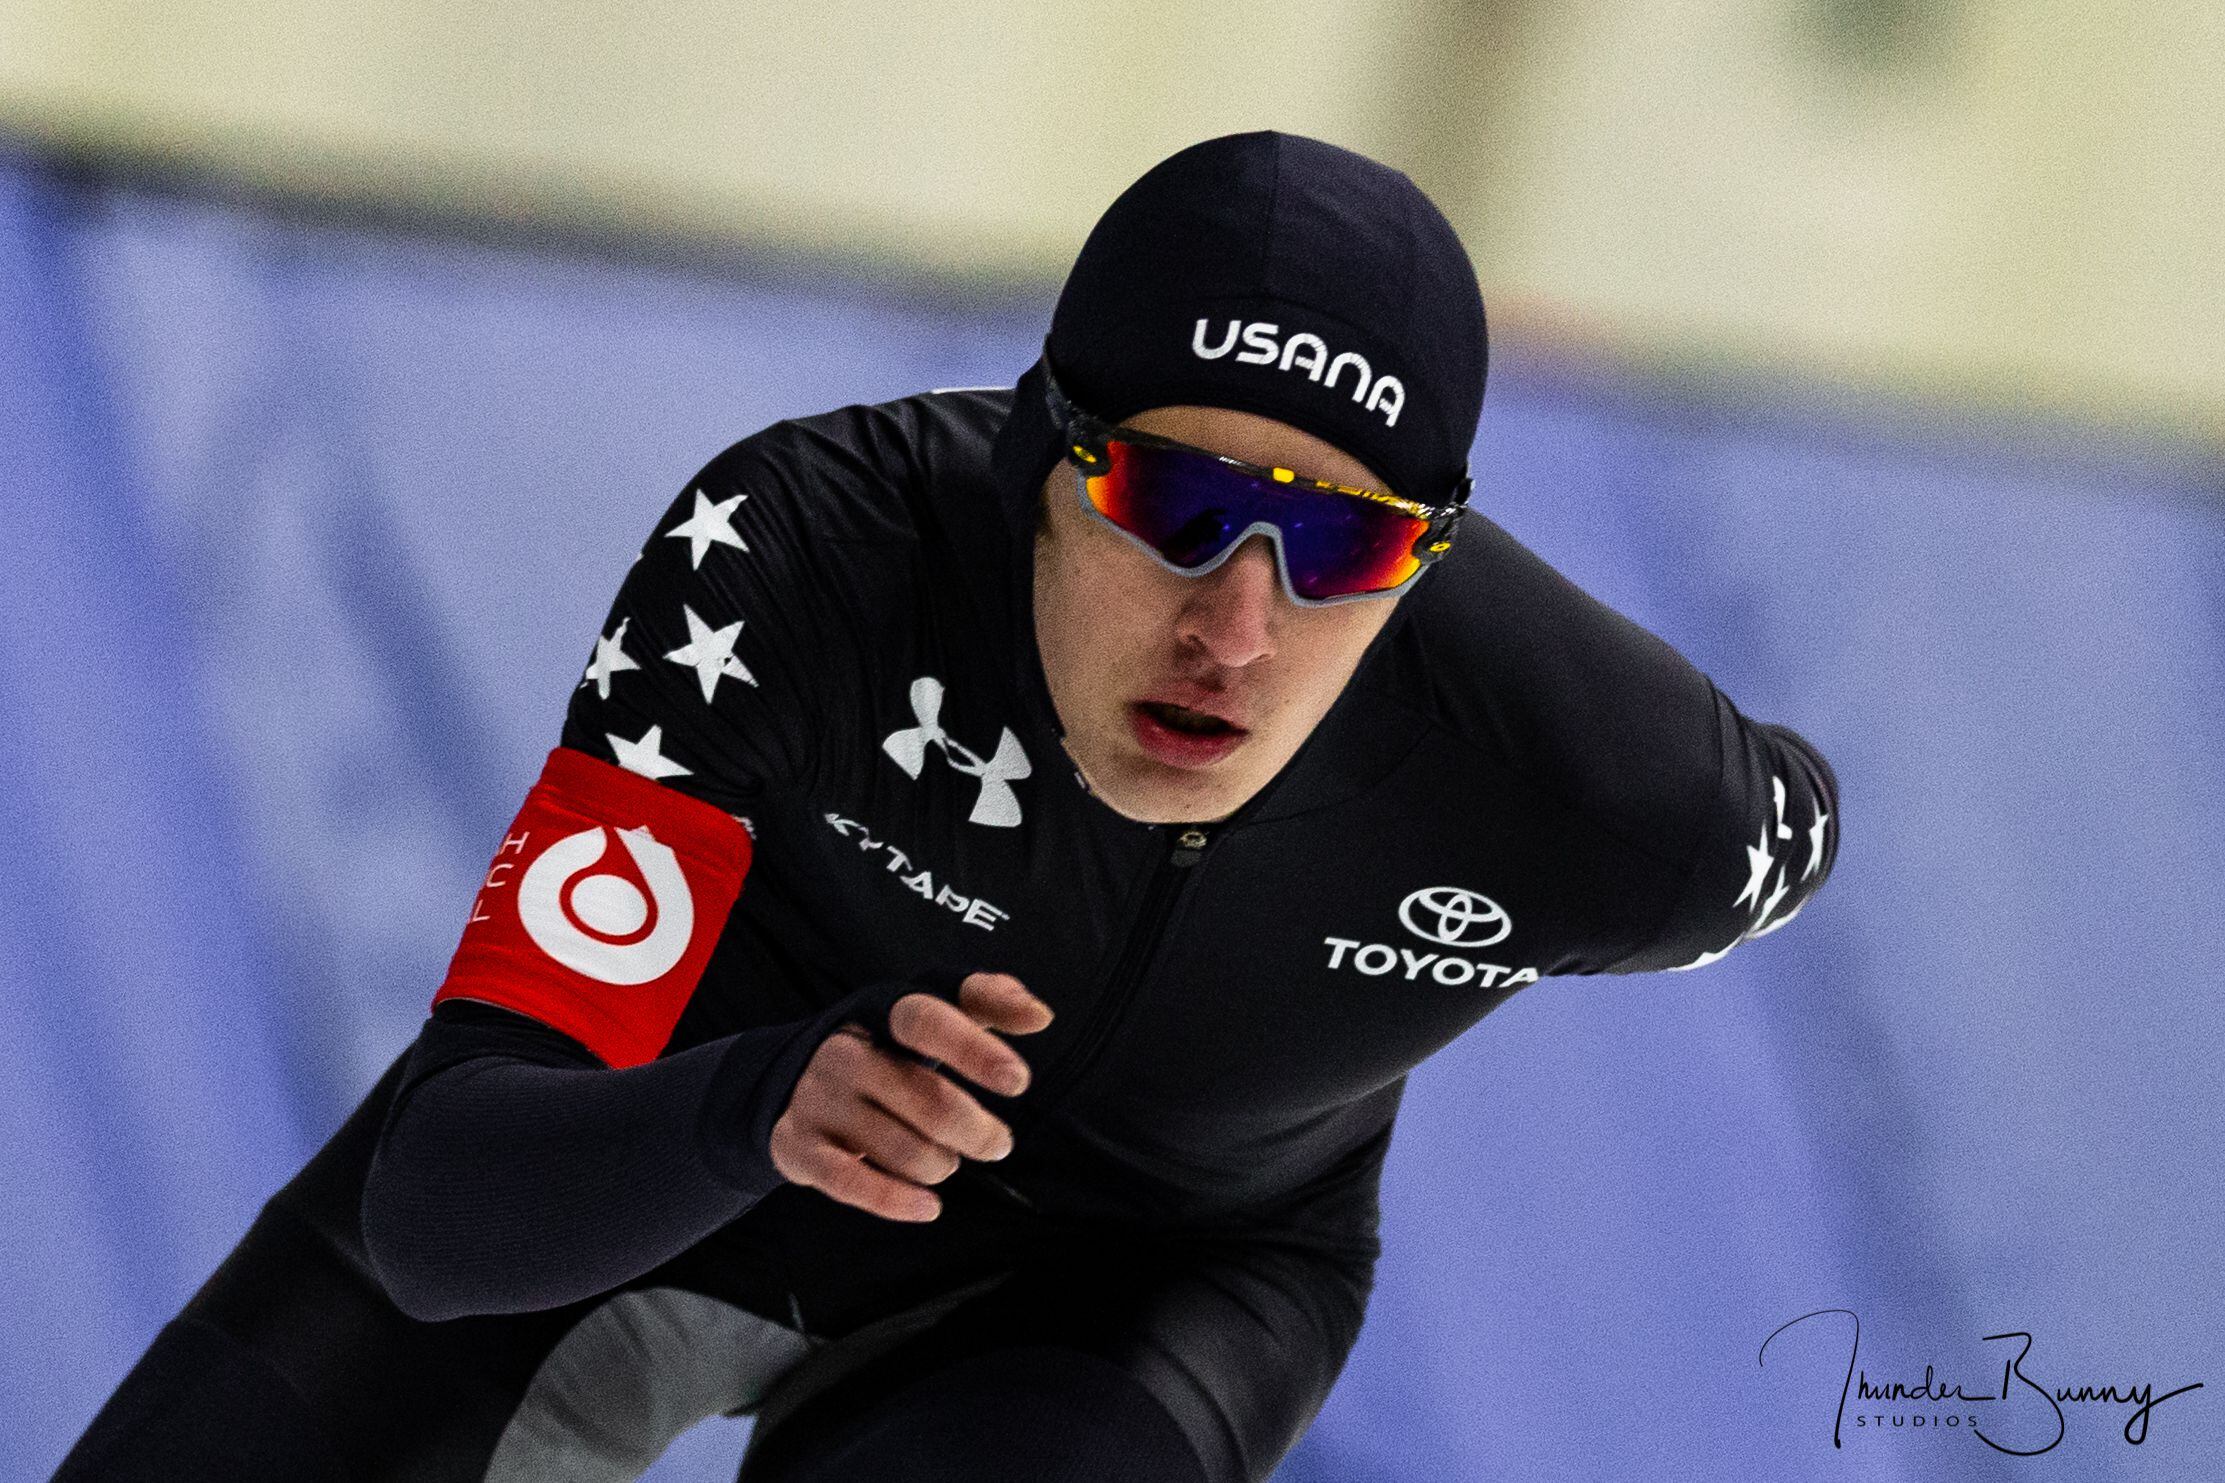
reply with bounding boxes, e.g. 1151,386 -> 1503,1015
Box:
1040,824 -> 1211,1105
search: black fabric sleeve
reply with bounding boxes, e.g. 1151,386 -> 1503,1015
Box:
1607,694 -> 1842,974
360,976 -> 963,1324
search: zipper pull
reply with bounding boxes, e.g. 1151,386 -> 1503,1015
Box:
1170,826 -> 1210,867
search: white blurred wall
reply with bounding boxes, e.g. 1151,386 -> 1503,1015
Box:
3,0 -> 2218,437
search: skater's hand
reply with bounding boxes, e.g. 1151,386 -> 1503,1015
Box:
768,972 -> 1052,1221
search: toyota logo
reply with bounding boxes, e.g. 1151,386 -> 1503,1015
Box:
1398,886 -> 1512,948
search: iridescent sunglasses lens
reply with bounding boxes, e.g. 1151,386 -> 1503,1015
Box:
1080,438 -> 1428,601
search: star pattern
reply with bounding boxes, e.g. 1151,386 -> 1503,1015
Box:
664,604 -> 757,703
665,490 -> 749,569
1734,822 -> 1775,912
608,723 -> 690,780
1755,864 -> 1791,928
579,617 -> 640,700
1681,775 -> 1828,972
1747,896 -> 1806,940
1805,810 -> 1831,880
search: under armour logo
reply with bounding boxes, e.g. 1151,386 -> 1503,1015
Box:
882,676 -> 1032,827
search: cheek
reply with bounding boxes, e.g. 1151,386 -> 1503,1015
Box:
1040,534 -> 1144,703
1067,569 -> 1168,682
1286,607 -> 1395,705
1054,521 -> 1178,638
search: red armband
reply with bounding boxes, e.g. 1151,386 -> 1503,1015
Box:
432,745 -> 753,1067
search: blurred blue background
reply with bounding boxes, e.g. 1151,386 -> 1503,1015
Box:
5,131 -> 2221,1482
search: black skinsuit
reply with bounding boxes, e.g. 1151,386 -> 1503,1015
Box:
61,362 -> 1839,1482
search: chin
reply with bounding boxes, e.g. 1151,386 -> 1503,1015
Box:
1085,750 -> 1264,825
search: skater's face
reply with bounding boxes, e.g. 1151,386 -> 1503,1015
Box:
1033,404 -> 1404,825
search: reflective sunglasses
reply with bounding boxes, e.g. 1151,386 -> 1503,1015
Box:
1043,365 -> 1470,606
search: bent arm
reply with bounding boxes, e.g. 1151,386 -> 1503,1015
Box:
361,430 -> 900,1322
362,985 -> 920,1323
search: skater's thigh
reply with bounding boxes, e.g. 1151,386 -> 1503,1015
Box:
742,1238 -> 1365,1483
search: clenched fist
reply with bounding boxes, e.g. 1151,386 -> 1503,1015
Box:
768,972 -> 1053,1222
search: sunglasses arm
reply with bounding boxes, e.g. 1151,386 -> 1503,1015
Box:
1410,474 -> 1473,567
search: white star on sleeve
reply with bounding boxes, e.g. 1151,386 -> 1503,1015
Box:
665,490 -> 749,569
1804,810 -> 1831,880
1734,823 -> 1776,912
579,617 -> 641,700
664,604 -> 758,703
607,723 -> 690,780
1746,896 -> 1807,940
1754,863 -> 1791,928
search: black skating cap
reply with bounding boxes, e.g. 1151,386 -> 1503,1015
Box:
1043,130 -> 1488,506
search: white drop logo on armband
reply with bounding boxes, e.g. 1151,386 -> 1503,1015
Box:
517,824 -> 695,984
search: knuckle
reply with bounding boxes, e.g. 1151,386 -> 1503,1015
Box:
791,1147 -> 840,1192
973,1049 -> 1029,1093
804,1044 -> 851,1089
791,1071 -> 842,1118
926,1092 -> 1004,1158
887,1059 -> 952,1116
918,1073 -> 975,1126
826,1151 -> 876,1193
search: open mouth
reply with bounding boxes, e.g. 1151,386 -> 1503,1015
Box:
1134,700 -> 1245,737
